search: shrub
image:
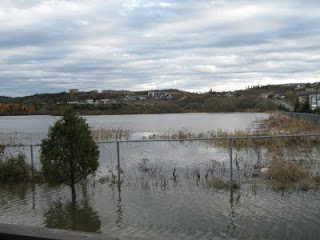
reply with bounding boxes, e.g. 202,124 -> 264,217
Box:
267,158 -> 310,187
0,154 -> 33,182
0,144 -> 4,156
314,176 -> 320,183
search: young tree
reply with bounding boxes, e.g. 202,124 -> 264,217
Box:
301,99 -> 312,113
294,99 -> 301,112
40,110 -> 99,200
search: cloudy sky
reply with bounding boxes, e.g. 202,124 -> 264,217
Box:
1,0 -> 320,96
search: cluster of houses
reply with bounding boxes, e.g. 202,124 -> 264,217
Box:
125,91 -> 173,101
298,88 -> 320,110
259,93 -> 286,99
66,99 -> 118,105
65,89 -> 173,105
69,89 -> 130,95
147,91 -> 173,100
260,83 -> 320,110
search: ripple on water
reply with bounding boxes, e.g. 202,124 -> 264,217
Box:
0,182 -> 320,239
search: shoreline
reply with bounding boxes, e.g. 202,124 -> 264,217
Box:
0,110 -> 273,117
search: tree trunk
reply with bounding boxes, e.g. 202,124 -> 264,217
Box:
71,197 -> 77,230
70,157 -> 76,201
71,184 -> 76,202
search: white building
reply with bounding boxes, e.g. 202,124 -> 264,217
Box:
86,99 -> 94,104
100,99 -> 117,104
67,101 -> 79,105
299,94 -> 320,110
309,94 -> 320,110
148,91 -> 173,100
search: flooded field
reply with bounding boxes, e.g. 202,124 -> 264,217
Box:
0,180 -> 319,239
1,137 -> 320,239
1,113 -> 320,239
0,113 -> 268,144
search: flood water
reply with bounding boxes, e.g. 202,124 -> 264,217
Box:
1,181 -> 319,239
0,113 -> 268,144
1,113 -> 320,239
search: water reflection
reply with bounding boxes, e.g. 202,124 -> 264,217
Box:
44,198 -> 101,233
227,187 -> 241,238
0,183 -> 29,199
0,176 -> 319,239
31,182 -> 36,210
116,184 -> 123,227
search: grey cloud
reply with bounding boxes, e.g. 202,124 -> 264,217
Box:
0,26 -> 83,49
3,47 -> 73,64
1,0 -> 320,96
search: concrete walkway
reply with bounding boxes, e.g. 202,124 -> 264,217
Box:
0,223 -> 153,240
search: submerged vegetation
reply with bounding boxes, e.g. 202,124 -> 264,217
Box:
91,128 -> 131,141
0,153 -> 40,183
267,158 -> 311,189
1,112 -> 320,193
97,113 -> 320,191
144,112 -> 320,140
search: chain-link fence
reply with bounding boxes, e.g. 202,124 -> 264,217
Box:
1,134 -> 320,190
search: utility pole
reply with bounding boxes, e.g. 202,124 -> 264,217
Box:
316,89 -> 318,109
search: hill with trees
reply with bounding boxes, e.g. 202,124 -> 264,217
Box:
1,82 -> 320,115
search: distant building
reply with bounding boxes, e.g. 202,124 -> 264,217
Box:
299,93 -> 320,110
102,90 -> 113,94
90,90 -> 99,95
273,94 -> 280,99
309,94 -> 320,110
100,99 -> 117,104
295,84 -> 306,90
148,91 -> 173,100
125,95 -> 146,101
67,101 -> 79,105
86,99 -> 94,104
69,89 -> 78,94
124,95 -> 134,101
148,91 -> 155,97
225,92 -> 233,97
138,96 -> 147,101
305,88 -> 316,94
260,93 -> 270,99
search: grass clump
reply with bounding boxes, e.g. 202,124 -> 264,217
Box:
203,177 -> 230,189
259,112 -> 320,135
314,176 -> 320,183
267,158 -> 310,189
91,128 -> 131,141
203,177 -> 240,190
0,154 -> 36,182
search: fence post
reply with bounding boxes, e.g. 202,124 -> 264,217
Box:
30,145 -> 34,180
116,142 -> 121,187
229,138 -> 233,189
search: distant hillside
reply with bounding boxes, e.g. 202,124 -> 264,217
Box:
1,82 -> 319,115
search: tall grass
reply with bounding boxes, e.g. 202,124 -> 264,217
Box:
267,158 -> 310,189
0,154 -> 35,182
259,112 -> 320,135
141,113 -> 320,150
91,128 -> 131,141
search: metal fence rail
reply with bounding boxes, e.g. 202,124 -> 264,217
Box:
284,111 -> 320,124
1,134 -> 320,190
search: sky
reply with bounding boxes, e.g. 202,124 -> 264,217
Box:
1,0 -> 320,97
